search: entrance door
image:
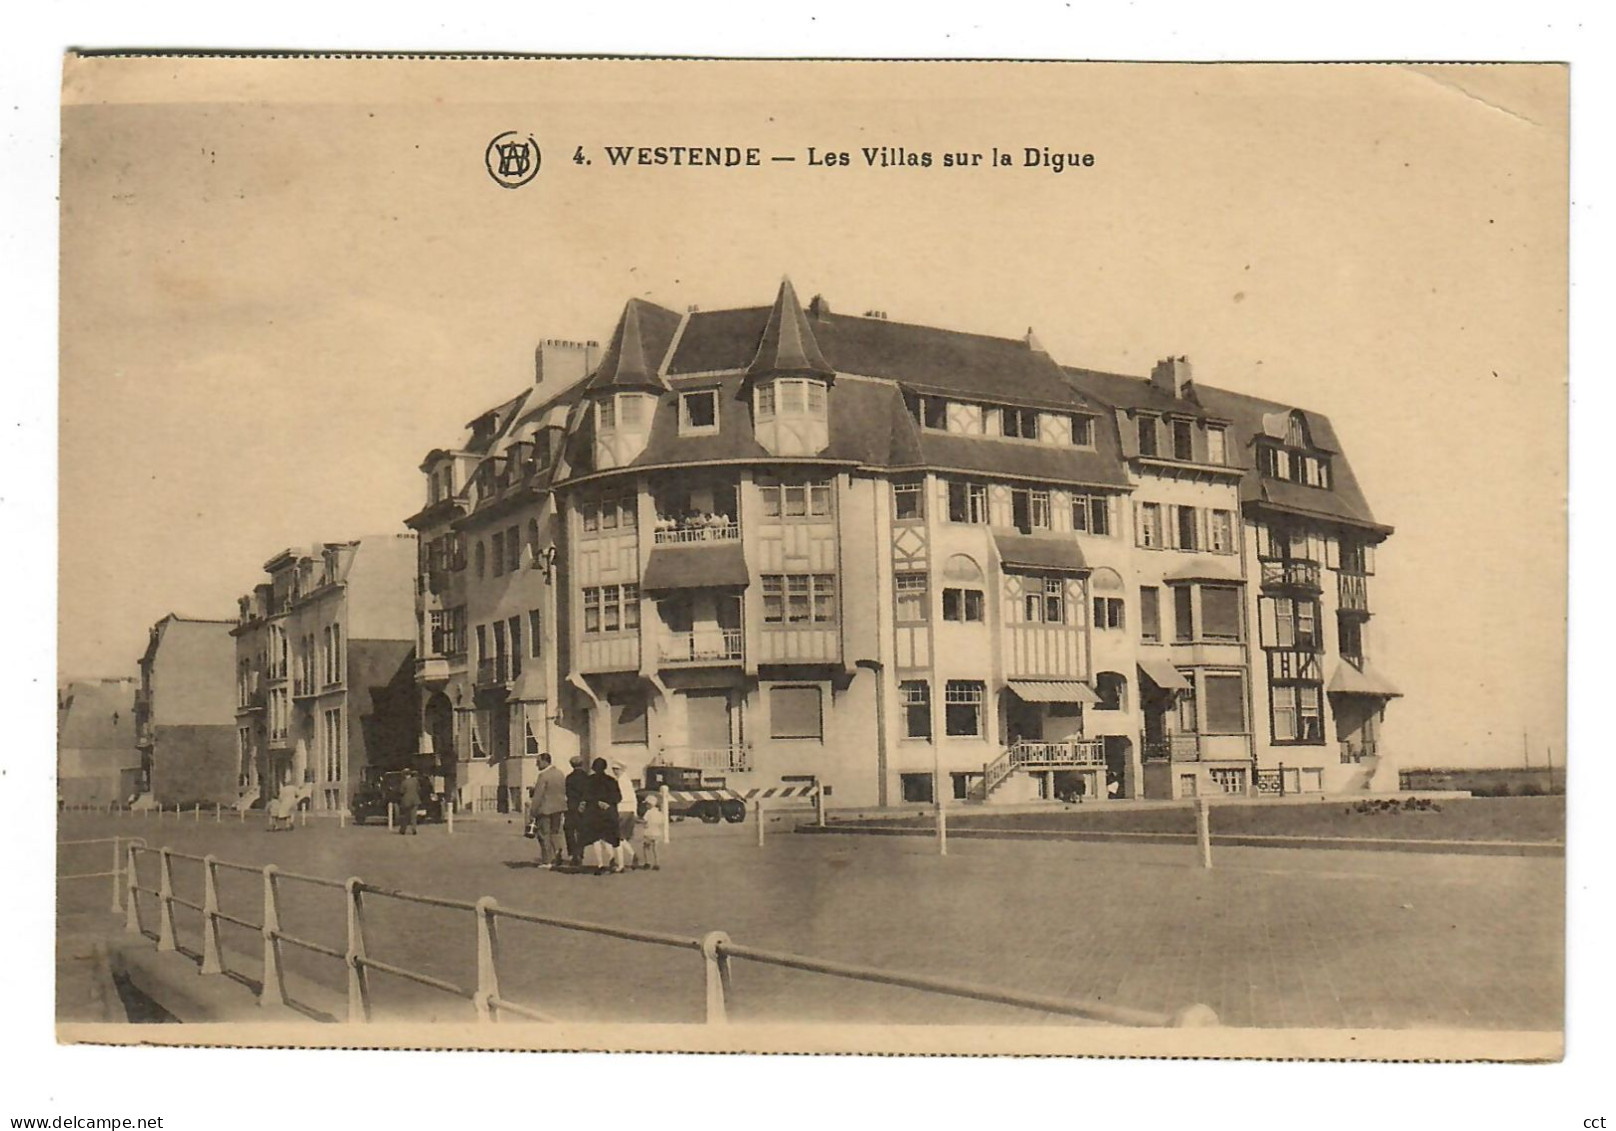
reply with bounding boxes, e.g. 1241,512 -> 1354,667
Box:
685,690 -> 732,751
1005,696 -> 1043,746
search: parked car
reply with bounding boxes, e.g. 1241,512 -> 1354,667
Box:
350,770 -> 444,825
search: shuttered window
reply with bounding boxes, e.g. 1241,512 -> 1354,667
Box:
1202,673 -> 1246,734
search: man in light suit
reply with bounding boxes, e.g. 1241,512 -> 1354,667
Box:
526,752 -> 569,869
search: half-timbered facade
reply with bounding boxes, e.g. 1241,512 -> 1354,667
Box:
408,280 -> 1396,809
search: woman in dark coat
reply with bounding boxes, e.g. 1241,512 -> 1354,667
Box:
579,757 -> 621,874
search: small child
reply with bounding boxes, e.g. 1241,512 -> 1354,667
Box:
638,794 -> 666,871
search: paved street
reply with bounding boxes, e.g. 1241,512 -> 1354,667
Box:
57,810 -> 1563,1030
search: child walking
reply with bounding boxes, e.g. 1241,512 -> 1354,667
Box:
638,793 -> 666,871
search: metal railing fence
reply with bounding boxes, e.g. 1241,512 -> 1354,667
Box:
118,842 -> 1216,1029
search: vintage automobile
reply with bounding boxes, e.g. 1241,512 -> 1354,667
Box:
349,769 -> 444,826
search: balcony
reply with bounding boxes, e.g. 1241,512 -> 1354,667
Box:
656,744 -> 753,774
1142,733 -> 1202,761
1006,739 -> 1105,768
1260,559 -> 1322,591
658,629 -> 744,667
415,654 -> 454,683
653,519 -> 740,546
292,677 -> 315,698
1338,571 -> 1370,614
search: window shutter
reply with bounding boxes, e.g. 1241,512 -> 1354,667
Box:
1134,501 -> 1144,547
1325,535 -> 1340,570
1255,522 -> 1271,558
1198,507 -> 1210,553
1165,506 -> 1179,549
1364,543 -> 1376,575
1258,597 -> 1277,647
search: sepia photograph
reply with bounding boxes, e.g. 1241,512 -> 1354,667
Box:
51,55 -> 1568,1061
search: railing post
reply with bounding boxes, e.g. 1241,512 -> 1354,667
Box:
344,876 -> 371,1022
474,896 -> 501,1022
194,802 -> 200,822
260,865 -> 287,1008
814,776 -> 825,828
156,849 -> 177,952
110,836 -> 124,913
124,842 -> 142,934
755,798 -> 765,847
200,855 -> 223,975
340,807 -> 349,829
1278,761 -> 1286,798
700,931 -> 732,1024
215,803 -> 221,823
446,799 -> 454,835
1195,797 -> 1213,869
387,802 -> 395,831
660,785 -> 672,846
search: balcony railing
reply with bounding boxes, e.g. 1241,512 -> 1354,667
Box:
1142,733 -> 1202,761
1338,571 -> 1370,613
1259,559 -> 1322,591
1006,739 -> 1105,767
292,677 -> 314,698
476,657 -> 510,687
653,520 -> 741,545
658,629 -> 744,665
1340,739 -> 1378,764
655,744 -> 753,774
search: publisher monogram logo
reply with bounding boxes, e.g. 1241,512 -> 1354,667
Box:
485,131 -> 541,189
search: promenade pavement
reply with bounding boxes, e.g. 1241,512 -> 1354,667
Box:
57,810 -> 1562,1030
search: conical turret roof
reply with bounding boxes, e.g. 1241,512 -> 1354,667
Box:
583,298 -> 680,396
746,278 -> 835,383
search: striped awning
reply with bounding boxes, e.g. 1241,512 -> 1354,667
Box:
1008,680 -> 1100,705
1137,656 -> 1192,692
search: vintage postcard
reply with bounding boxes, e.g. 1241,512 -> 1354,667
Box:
55,55 -> 1567,1059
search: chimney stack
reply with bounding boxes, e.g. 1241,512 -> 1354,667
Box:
535,338 -> 600,388
1150,356 -> 1192,399
1025,327 -> 1046,353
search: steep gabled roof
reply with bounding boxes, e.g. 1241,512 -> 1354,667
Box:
669,303 -> 1106,413
1186,384 -> 1388,535
581,298 -> 682,396
746,278 -> 834,383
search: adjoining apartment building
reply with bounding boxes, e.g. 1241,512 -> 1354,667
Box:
407,279 -> 1399,811
57,676 -> 140,806
134,614 -> 237,806
230,535 -> 419,811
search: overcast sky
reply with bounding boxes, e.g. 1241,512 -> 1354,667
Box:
59,59 -> 1566,766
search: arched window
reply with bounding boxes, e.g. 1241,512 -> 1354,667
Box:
943,554 -> 984,583
1089,566 -> 1124,592
1095,671 -> 1128,712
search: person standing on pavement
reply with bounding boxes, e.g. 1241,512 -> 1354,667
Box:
563,754 -> 590,867
397,771 -> 421,836
611,760 -> 638,872
580,758 -> 621,875
638,793 -> 665,871
526,752 -> 568,868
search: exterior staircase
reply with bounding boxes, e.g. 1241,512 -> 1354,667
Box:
977,739 -> 1105,801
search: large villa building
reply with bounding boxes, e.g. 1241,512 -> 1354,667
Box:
404,279 -> 1400,813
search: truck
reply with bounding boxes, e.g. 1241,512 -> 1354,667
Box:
639,764 -> 747,824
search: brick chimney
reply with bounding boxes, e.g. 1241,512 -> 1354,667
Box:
534,338 -> 600,388
1150,356 -> 1192,399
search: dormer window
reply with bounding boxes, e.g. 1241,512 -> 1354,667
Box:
918,396 -> 947,430
1137,414 -> 1159,457
1258,444 -> 1331,489
597,398 -> 616,431
680,389 -> 719,435
1001,407 -> 1039,440
1171,418 -> 1194,461
1206,426 -> 1227,465
756,377 -> 827,421
1070,415 -> 1095,448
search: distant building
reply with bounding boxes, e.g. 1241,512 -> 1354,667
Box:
230,535 -> 419,811
57,677 -> 139,806
406,280 -> 1400,810
135,615 -> 237,805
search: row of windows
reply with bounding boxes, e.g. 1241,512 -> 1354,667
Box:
1257,444 -> 1332,489
761,574 -> 838,624
1139,585 -> 1243,643
1136,414 -> 1228,465
1136,502 -> 1237,553
472,611 -> 544,669
582,585 -> 640,635
914,397 -> 1097,447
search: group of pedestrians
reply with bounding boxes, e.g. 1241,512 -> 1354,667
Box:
526,752 -> 665,874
